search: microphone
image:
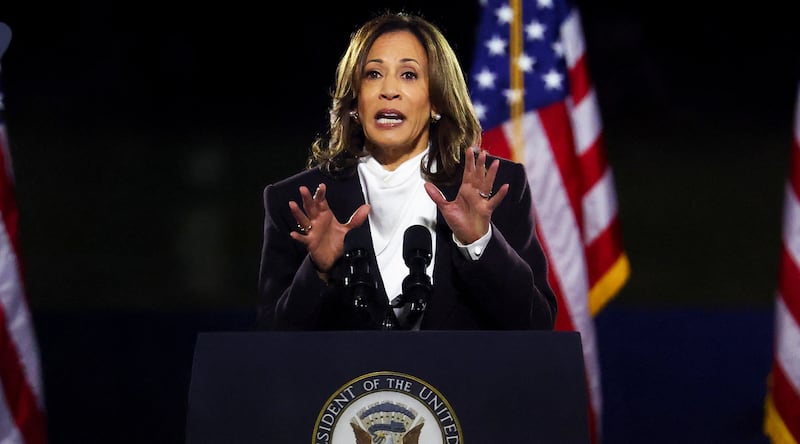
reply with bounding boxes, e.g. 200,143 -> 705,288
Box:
343,228 -> 377,310
395,225 -> 433,322
344,228 -> 396,330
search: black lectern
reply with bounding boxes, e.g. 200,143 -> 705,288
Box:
185,330 -> 589,443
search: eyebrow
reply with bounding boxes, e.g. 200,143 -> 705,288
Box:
365,57 -> 421,66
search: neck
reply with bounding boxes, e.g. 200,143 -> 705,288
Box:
369,141 -> 429,171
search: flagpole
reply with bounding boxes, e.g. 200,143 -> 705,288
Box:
510,0 -> 524,163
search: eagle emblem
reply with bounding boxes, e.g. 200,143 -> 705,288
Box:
349,401 -> 424,444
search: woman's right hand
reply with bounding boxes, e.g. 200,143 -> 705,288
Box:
288,183 -> 371,273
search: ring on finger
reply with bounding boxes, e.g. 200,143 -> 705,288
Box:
478,191 -> 492,199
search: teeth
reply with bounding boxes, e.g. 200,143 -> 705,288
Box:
377,118 -> 402,124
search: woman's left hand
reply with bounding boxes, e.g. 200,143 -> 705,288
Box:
424,146 -> 508,244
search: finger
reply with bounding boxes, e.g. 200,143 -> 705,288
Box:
464,146 -> 476,176
345,204 -> 371,228
477,149 -> 488,174
463,148 -> 483,190
423,182 -> 448,206
288,230 -> 312,245
299,185 -> 319,218
487,183 -> 510,209
288,200 -> 310,226
299,185 -> 313,206
313,183 -> 327,201
288,201 -> 315,237
484,158 -> 500,191
313,183 -> 331,213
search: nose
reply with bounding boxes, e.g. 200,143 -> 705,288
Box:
379,78 -> 400,100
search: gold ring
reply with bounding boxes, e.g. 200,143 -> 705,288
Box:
297,224 -> 313,234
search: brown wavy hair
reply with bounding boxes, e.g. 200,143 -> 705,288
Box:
307,11 -> 482,185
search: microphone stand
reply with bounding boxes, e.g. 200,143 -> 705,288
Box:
393,225 -> 433,330
343,229 -> 394,330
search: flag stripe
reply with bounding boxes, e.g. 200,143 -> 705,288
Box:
536,206 -> 603,444
0,38 -> 48,442
0,207 -> 47,444
562,10 -> 628,314
772,302 -> 800,437
0,132 -> 42,409
779,245 -> 800,321
538,101 -> 583,231
785,184 -> 800,273
0,126 -> 19,254
567,57 -> 598,153
482,127 -> 514,161
772,365 -> 800,444
775,296 -> 800,397
577,136 -> 607,195
561,10 -> 587,100
469,2 -> 628,441
0,305 -> 46,444
585,215 -> 624,283
588,254 -> 630,316
791,136 -> 800,200
567,50 -> 591,106
0,309 -> 25,443
516,110 -> 603,428
765,82 -> 800,444
765,391 -> 799,444
0,390 -> 23,444
581,169 -> 617,246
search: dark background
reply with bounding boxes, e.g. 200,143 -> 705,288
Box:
1,1 -> 798,442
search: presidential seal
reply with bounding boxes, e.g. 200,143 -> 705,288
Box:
312,371 -> 463,444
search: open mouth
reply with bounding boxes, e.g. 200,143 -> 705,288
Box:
375,110 -> 405,125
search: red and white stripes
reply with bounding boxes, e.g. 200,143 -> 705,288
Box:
561,10 -> 629,316
764,83 -> 800,444
0,121 -> 47,442
479,7 -> 629,443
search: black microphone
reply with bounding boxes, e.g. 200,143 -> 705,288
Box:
343,228 -> 377,310
396,225 -> 433,319
344,228 -> 396,329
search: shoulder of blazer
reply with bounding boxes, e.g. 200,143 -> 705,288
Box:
265,166 -> 325,192
264,165 -> 364,223
486,153 -> 523,172
487,155 -> 527,189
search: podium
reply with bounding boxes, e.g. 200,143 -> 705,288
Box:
185,330 -> 590,443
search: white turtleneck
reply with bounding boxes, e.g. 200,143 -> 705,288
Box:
357,149 -> 437,304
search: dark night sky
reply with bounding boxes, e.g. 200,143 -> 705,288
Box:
0,1 -> 798,311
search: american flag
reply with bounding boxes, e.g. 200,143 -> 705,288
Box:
0,22 -> 48,444
468,0 -> 629,441
763,82 -> 800,444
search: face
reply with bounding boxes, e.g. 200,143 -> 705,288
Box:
357,30 -> 433,163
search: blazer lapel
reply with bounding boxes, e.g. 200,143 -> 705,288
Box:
421,181 -> 461,328
325,172 -> 395,327
324,172 -> 367,225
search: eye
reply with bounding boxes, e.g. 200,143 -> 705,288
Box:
401,71 -> 418,80
364,70 -> 382,79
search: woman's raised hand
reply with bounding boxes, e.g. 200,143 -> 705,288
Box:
424,147 -> 508,244
288,183 -> 370,272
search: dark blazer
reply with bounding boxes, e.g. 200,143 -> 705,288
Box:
256,155 -> 557,331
